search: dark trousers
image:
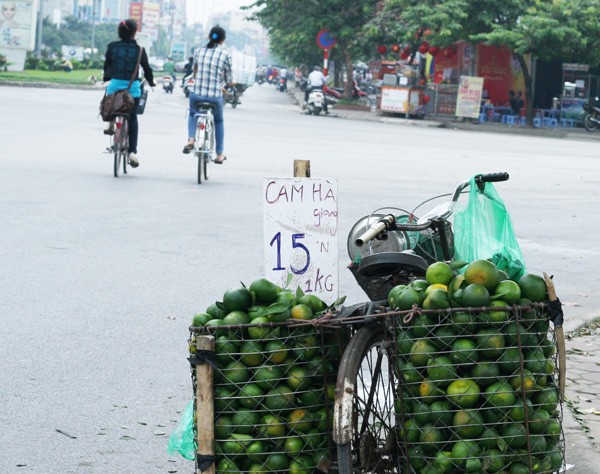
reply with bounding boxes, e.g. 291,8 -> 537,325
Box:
128,98 -> 140,154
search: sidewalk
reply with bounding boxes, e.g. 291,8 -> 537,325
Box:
289,87 -> 600,142
563,320 -> 600,471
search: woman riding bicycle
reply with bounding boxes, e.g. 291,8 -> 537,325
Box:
182,25 -> 232,164
103,19 -> 156,168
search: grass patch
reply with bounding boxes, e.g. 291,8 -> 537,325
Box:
0,69 -> 102,85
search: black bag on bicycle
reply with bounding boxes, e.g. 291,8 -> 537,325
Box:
137,87 -> 148,115
99,47 -> 143,122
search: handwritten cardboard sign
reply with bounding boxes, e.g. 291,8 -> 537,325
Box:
263,178 -> 339,303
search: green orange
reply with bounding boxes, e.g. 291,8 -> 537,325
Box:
446,378 -> 480,408
518,273 -> 547,302
426,262 -> 454,285
464,259 -> 500,291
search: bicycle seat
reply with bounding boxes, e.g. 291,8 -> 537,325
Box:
194,101 -> 217,110
356,252 -> 428,278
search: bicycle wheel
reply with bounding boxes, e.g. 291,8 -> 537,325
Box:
584,113 -> 597,132
334,323 -> 399,473
113,120 -> 122,178
204,119 -> 214,181
122,118 -> 128,175
194,116 -> 206,184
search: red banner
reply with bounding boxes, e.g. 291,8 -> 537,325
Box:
129,2 -> 143,32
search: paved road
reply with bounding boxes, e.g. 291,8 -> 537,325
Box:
1,83 -> 599,472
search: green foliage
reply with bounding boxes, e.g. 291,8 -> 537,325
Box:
40,15 -> 116,56
247,0 -> 379,95
379,0 -> 600,67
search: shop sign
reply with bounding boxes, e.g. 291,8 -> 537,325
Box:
456,75 -> 484,119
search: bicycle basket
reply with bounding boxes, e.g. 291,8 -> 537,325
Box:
137,88 -> 149,115
413,223 -> 454,264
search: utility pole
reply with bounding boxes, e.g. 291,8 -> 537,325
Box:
91,0 -> 97,54
35,0 -> 43,58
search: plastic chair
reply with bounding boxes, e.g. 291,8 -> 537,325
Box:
533,117 -> 542,128
560,118 -> 574,128
519,116 -> 527,126
542,117 -> 558,128
504,115 -> 517,126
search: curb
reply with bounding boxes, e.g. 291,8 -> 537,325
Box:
0,80 -> 102,91
290,87 -> 600,141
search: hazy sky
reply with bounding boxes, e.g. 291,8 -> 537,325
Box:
187,0 -> 255,26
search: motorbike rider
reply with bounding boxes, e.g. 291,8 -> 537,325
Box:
163,56 -> 176,81
181,56 -> 193,87
303,65 -> 329,114
279,66 -> 288,91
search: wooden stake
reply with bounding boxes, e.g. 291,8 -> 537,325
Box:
293,160 -> 311,177
544,273 -> 566,402
195,335 -> 215,474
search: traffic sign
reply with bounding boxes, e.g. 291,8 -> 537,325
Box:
316,30 -> 336,50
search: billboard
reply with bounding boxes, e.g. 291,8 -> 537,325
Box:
129,2 -> 142,31
142,2 -> 159,42
1,0 -> 36,50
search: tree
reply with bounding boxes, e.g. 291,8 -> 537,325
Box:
379,0 -> 600,124
247,0 -> 380,98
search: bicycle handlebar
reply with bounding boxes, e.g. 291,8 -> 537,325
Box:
476,172 -> 509,183
355,172 -> 510,247
355,215 -> 395,247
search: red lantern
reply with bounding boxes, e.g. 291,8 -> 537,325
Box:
391,44 -> 400,53
443,48 -> 452,58
403,46 -> 411,54
400,52 -> 409,60
377,45 -> 387,55
429,46 -> 440,56
418,44 -> 429,54
423,95 -> 431,104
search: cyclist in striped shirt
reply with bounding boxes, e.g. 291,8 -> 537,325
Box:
183,26 -> 232,164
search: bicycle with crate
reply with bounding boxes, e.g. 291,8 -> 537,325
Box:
333,173 -> 518,472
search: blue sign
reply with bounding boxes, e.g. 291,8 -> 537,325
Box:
316,30 -> 336,50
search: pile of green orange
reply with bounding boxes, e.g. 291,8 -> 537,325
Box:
190,278 -> 342,474
392,260 -> 563,474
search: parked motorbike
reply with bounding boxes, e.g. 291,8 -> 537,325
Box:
306,89 -> 326,115
162,75 -> 174,94
182,74 -> 193,98
298,77 -> 308,92
223,83 -> 240,108
583,97 -> 600,132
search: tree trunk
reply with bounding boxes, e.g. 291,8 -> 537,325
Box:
340,44 -> 354,99
517,54 -> 534,127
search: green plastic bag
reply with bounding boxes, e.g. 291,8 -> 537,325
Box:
167,400 -> 196,460
453,177 -> 526,280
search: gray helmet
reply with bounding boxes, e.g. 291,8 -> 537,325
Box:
313,65 -> 321,71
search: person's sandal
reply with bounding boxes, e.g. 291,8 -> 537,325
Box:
182,143 -> 194,154
214,155 -> 227,164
